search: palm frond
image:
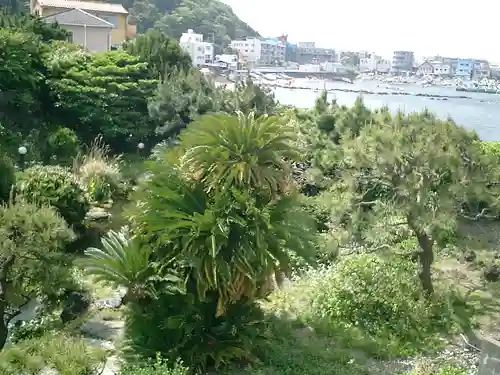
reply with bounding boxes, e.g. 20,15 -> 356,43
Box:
179,112 -> 300,196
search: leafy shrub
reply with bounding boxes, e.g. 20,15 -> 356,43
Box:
74,136 -> 126,203
46,127 -> 79,165
306,254 -> 455,357
8,315 -> 62,345
124,292 -> 267,374
0,153 -> 15,203
0,202 -> 76,347
0,332 -> 106,375
121,355 -> 188,375
15,165 -> 90,228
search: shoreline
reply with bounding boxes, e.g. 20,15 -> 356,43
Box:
215,77 -> 500,102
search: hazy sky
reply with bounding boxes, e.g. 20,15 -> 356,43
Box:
221,0 -> 500,62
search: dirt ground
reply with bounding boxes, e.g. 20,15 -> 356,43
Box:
435,220 -> 500,342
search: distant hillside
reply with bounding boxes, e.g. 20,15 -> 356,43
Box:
117,0 -> 259,53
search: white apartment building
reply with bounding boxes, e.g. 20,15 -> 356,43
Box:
432,62 -> 450,76
229,37 -> 262,65
179,29 -> 214,67
359,54 -> 391,73
214,54 -> 238,70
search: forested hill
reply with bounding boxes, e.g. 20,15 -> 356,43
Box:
116,0 -> 259,52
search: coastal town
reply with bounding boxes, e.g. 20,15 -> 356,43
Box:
176,30 -> 500,81
28,0 -> 500,92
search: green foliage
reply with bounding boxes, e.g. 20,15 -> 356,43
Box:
125,29 -> 192,80
0,10 -> 69,41
148,69 -> 220,137
16,165 -> 90,228
45,127 -> 79,165
73,137 -> 126,203
79,228 -> 184,300
46,49 -> 159,152
306,254 -> 455,357
8,314 -> 62,344
121,356 -> 188,375
0,202 -> 75,348
0,332 -> 106,375
0,28 -> 47,154
218,81 -> 279,117
0,153 -> 15,203
179,113 -> 299,195
126,0 -> 259,52
124,292 -> 267,374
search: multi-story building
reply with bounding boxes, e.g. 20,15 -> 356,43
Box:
179,29 -> 214,67
473,60 -> 491,79
491,65 -> 500,80
359,53 -> 391,73
432,62 -> 451,76
214,54 -> 238,70
455,59 -> 475,79
30,0 -> 133,49
425,56 -> 490,77
417,60 -> 451,76
276,34 -> 298,63
259,38 -> 286,66
391,51 -> 415,74
296,42 -> 335,64
285,42 -> 298,62
229,38 -> 261,66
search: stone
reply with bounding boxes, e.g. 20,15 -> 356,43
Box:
478,336 -> 500,375
60,291 -> 91,323
80,319 -> 124,341
483,264 -> 500,282
463,249 -> 477,262
85,207 -> 112,222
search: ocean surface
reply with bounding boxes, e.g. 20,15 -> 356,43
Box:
272,79 -> 500,141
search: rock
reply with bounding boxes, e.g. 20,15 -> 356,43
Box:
80,319 -> 124,341
85,207 -> 112,222
463,250 -> 477,262
60,291 -> 91,323
483,264 -> 500,282
94,297 -> 122,310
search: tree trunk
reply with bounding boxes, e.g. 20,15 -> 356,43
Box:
414,230 -> 435,297
0,303 -> 7,350
0,255 -> 15,350
407,218 -> 435,297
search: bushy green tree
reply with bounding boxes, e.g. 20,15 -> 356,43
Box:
0,29 -> 47,154
0,153 -> 15,204
340,111 -> 494,295
15,165 -> 90,229
46,48 -> 159,152
148,69 -> 219,138
125,29 -> 192,81
44,127 -> 80,165
0,202 -> 75,349
0,10 -> 69,42
308,254 -> 455,357
126,0 -> 259,52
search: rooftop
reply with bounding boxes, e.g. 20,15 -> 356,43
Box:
38,0 -> 128,14
42,8 -> 114,27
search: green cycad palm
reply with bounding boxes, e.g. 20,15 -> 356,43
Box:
179,112 -> 300,196
131,112 -> 316,316
77,228 -> 183,302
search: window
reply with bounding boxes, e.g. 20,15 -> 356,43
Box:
67,32 -> 73,43
99,14 -> 119,28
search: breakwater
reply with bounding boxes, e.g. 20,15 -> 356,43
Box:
271,82 -> 500,142
262,82 -> 486,102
